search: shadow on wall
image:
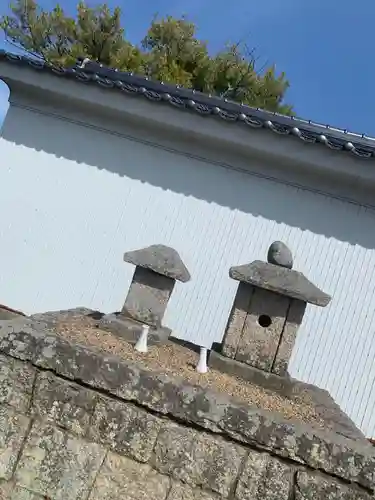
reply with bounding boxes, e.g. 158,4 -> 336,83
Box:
2,102 -> 375,251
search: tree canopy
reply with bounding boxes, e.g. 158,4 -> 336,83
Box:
0,1 -> 293,115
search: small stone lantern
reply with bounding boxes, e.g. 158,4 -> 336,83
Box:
121,244 -> 191,330
220,241 -> 331,376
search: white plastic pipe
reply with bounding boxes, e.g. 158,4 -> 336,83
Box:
196,347 -> 208,374
135,324 -> 150,353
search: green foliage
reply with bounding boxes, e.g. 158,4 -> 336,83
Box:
0,1 -> 293,114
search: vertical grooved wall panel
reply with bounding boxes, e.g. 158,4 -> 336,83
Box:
1,110 -> 375,437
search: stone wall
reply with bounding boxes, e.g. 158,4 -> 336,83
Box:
0,320 -> 374,499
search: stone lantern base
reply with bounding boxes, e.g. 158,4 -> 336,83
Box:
99,312 -> 172,346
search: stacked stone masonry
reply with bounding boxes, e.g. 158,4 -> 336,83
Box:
0,321 -> 374,499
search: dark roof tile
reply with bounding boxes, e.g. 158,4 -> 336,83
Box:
1,50 -> 374,159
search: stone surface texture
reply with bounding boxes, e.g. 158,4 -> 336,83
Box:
272,298 -> 306,376
235,450 -> 293,499
209,350 -> 365,442
235,288 -> 290,372
90,453 -> 170,500
224,249 -> 330,377
123,244 -> 191,283
15,422 -> 105,500
153,423 -> 246,497
122,245 -> 190,328
30,307 -> 100,326
294,471 -> 373,499
99,313 -> 171,345
221,285 -> 306,376
221,282 -> 252,360
229,260 -> 331,306
267,241 -> 293,269
122,266 -> 175,327
0,318 -> 373,499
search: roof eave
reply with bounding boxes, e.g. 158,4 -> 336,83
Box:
2,56 -> 375,193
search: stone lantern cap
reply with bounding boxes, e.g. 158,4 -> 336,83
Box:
123,244 -> 191,283
229,241 -> 331,307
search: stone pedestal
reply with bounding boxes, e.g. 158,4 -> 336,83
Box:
99,313 -> 171,345
219,241 -> 331,377
120,244 -> 190,336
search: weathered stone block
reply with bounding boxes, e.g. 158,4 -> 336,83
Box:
90,452 -> 170,500
221,285 -> 307,376
32,372 -> 96,436
122,267 -> 174,327
167,481 -> 220,499
220,403 -> 375,491
154,423 -> 246,497
0,354 -> 35,412
153,424 -> 196,478
30,307 -> 100,326
15,422 -> 105,500
123,245 -> 191,283
189,433 -> 246,497
89,396 -> 162,462
1,323 -> 374,493
221,282 -> 252,359
272,299 -> 306,376
13,488 -> 45,500
294,471 -> 372,499
229,260 -> 331,307
209,350 -> 366,441
235,288 -> 290,371
210,349 -> 295,394
0,481 -> 12,500
122,244 -> 190,329
0,483 -> 46,499
235,450 -> 293,499
99,313 -> 171,345
0,407 -> 30,480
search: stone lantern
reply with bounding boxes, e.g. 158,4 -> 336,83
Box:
122,244 -> 191,329
99,244 -> 190,344
218,241 -> 331,377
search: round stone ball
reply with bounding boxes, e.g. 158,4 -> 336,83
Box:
267,241 -> 293,269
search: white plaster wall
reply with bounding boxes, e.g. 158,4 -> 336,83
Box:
1,106 -> 375,437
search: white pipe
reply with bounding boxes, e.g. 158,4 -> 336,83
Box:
196,347 -> 208,374
135,324 -> 150,353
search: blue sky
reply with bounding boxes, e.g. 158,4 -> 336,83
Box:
0,0 -> 374,135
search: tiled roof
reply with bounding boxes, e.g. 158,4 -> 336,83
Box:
1,49 -> 375,159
